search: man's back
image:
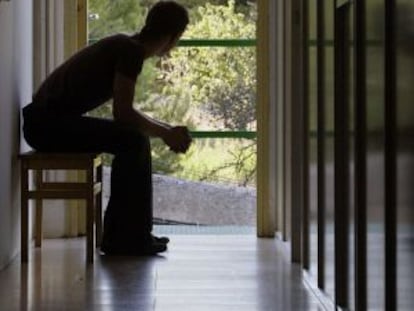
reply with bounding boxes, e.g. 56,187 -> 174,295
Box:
32,34 -> 144,116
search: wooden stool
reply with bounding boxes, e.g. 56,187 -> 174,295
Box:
20,151 -> 103,263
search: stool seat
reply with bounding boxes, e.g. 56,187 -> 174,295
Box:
20,151 -> 103,263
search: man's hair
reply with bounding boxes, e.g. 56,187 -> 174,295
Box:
140,1 -> 189,41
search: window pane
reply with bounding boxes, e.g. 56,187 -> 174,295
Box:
366,1 -> 386,308
88,0 -> 257,41
397,1 -> 414,309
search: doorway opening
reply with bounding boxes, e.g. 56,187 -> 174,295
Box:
86,0 -> 258,235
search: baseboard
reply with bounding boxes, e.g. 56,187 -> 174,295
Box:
0,249 -> 19,271
303,270 -> 337,311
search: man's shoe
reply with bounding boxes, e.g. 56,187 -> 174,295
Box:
152,234 -> 170,244
101,242 -> 167,256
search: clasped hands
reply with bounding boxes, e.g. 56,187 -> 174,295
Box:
162,126 -> 192,153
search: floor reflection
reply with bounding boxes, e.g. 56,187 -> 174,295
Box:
0,235 -> 322,311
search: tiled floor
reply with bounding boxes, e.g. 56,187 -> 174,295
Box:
0,234 -> 323,311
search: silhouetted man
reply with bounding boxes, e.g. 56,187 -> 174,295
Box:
22,1 -> 192,255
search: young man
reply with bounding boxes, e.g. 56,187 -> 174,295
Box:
22,1 -> 192,255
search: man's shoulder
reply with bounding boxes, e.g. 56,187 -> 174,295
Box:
101,33 -> 143,52
103,33 -> 131,43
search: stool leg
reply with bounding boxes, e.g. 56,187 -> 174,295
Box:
95,164 -> 103,247
95,195 -> 102,248
35,200 -> 43,247
35,170 -> 43,248
21,164 -> 29,263
86,168 -> 94,263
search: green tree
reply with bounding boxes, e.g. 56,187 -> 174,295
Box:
88,0 -> 144,40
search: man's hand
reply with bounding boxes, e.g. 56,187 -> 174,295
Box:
162,126 -> 192,153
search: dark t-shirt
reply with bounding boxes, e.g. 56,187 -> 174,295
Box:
31,34 -> 144,116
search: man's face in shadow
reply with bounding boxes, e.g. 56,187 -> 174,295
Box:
156,32 -> 184,57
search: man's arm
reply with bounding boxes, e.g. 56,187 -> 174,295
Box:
113,72 -> 170,137
112,72 -> 192,153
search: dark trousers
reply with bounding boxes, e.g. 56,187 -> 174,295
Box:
22,104 -> 153,249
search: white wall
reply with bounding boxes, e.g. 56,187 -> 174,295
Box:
0,0 -> 33,269
34,0 -> 71,238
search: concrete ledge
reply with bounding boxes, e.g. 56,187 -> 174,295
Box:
103,167 -> 256,226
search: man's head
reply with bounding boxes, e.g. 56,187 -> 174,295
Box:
140,1 -> 189,44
